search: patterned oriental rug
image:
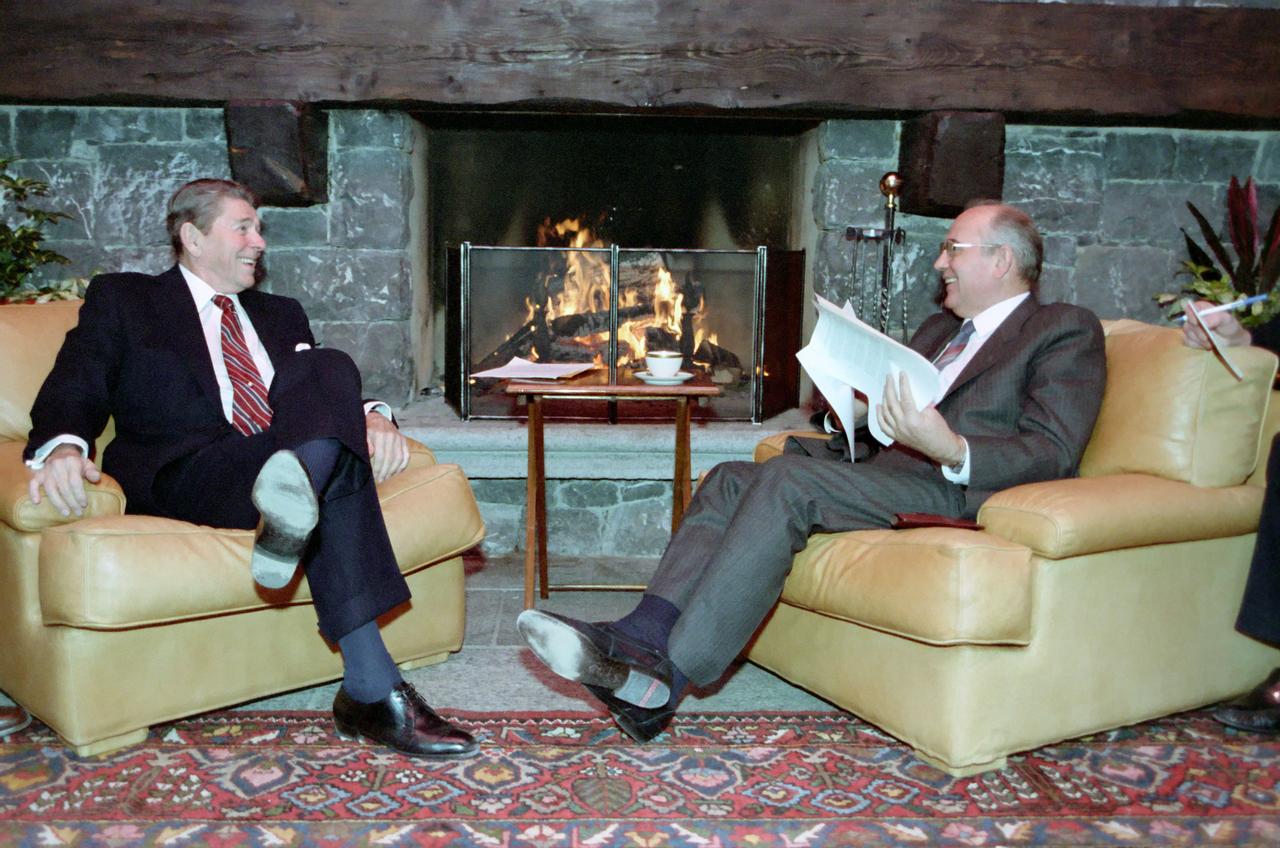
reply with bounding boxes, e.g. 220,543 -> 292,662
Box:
2,709 -> 1279,847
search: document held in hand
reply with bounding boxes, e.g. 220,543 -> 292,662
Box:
1184,301 -> 1244,381
795,295 -> 942,457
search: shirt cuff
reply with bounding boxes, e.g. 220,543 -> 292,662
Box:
26,435 -> 91,470
363,401 -> 393,421
940,437 -> 971,485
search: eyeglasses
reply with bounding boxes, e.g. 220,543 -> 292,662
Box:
939,239 -> 1002,257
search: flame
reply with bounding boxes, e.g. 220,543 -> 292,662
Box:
524,217 -> 712,367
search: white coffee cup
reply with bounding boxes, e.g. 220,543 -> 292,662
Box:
645,350 -> 683,378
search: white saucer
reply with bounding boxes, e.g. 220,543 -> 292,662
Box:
636,370 -> 694,385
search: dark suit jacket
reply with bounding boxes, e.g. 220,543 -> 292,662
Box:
902,296 -> 1107,516
25,266 -> 315,516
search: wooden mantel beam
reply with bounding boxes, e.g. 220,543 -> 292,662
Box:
2,0 -> 1278,123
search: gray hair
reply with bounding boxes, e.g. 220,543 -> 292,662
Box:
165,179 -> 257,257
967,200 -> 1043,287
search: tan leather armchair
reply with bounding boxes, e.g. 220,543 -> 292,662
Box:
748,319 -> 1280,775
0,301 -> 484,756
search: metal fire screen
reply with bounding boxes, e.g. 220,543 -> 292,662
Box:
446,245 -> 803,422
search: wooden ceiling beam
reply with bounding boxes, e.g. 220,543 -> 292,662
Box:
2,0 -> 1278,123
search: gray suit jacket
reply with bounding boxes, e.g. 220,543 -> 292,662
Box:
901,296 -> 1106,516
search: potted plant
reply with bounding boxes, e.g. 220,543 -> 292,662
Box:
1156,176 -> 1280,327
0,157 -> 86,304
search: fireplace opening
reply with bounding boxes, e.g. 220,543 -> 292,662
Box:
418,113 -> 817,421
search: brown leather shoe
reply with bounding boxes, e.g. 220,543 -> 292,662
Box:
1214,667 -> 1280,734
0,706 -> 31,738
333,682 -> 478,759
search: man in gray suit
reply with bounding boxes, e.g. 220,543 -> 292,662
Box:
519,203 -> 1108,741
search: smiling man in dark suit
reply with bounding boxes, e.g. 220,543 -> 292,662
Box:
518,202 -> 1108,741
23,178 -> 476,759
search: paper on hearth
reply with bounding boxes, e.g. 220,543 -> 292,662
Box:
795,295 -> 942,456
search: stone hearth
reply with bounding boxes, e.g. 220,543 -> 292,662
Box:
398,397 -> 811,557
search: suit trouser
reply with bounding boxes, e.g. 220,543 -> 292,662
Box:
648,446 -> 966,685
1236,433 -> 1280,646
152,348 -> 410,642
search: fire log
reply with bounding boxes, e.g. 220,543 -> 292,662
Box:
694,338 -> 742,371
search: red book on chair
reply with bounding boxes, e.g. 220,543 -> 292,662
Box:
892,513 -> 984,531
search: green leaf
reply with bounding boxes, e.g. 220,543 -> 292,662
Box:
0,156 -> 75,300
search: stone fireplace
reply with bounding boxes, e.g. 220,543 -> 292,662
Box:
6,102 -> 1278,554
420,113 -> 813,422
446,243 -> 804,422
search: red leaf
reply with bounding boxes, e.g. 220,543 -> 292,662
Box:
1226,176 -> 1258,272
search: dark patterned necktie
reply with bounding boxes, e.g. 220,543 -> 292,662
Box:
933,320 -> 975,373
213,294 -> 273,435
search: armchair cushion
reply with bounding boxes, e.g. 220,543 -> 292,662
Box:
1080,319 -> 1277,487
780,527 -> 1035,645
0,301 -> 83,442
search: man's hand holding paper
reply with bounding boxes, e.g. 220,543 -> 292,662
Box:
877,371 -> 967,468
796,295 -> 943,459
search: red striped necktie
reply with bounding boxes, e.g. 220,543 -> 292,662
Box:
933,320 -> 975,373
213,294 -> 273,435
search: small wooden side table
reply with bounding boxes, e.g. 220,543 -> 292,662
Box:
506,374 -> 721,609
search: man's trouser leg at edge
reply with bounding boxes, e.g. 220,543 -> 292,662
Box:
651,452 -> 966,687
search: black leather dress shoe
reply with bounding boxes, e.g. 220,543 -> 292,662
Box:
250,450 -> 319,589
1214,667 -> 1280,734
333,682 -> 479,759
516,609 -> 673,708
584,683 -> 675,743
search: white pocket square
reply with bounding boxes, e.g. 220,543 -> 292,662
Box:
295,343 -> 312,352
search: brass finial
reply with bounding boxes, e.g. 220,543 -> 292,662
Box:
879,172 -> 902,209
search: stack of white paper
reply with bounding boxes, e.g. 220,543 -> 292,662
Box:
795,295 -> 941,456
472,356 -> 596,381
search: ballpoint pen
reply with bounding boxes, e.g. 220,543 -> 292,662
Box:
1174,294 -> 1269,323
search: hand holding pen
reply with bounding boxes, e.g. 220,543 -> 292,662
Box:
1180,297 -> 1258,351
1174,294 -> 1268,324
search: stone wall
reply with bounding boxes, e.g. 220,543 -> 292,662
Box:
812,123 -> 1280,341
472,478 -> 674,559
6,103 -> 1280,556
1,106 -> 417,402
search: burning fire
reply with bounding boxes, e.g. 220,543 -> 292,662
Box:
522,217 -> 716,367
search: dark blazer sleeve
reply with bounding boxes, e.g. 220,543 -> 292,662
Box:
24,274 -> 125,460
1252,315 -> 1280,356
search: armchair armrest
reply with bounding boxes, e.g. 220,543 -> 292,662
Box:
0,440 -> 126,532
403,436 -> 437,471
978,473 -> 1263,559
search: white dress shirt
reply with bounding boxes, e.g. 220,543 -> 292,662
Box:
179,264 -> 277,424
